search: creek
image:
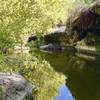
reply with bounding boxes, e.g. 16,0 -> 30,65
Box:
34,49 -> 100,100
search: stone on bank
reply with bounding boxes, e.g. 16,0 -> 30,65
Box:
0,73 -> 34,100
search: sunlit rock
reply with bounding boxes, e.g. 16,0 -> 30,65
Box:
14,45 -> 30,53
40,43 -> 62,53
0,73 -> 33,100
46,26 -> 66,35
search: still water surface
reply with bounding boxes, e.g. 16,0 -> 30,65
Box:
54,85 -> 75,100
35,50 -> 100,100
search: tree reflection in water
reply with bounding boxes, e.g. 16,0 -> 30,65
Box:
33,50 -> 100,100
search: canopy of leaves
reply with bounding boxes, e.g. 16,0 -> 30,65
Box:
0,0 -> 74,48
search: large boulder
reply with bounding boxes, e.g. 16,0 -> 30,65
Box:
43,26 -> 71,45
0,73 -> 34,100
65,0 -> 100,43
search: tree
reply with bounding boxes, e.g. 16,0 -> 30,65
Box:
0,0 -> 74,53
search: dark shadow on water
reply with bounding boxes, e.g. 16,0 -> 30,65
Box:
33,50 -> 100,100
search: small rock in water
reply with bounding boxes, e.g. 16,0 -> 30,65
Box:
40,43 -> 62,53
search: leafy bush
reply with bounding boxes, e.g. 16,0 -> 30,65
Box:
0,0 -> 75,52
0,53 -> 66,100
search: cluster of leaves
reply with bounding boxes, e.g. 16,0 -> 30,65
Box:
0,0 -> 75,52
0,53 -> 66,100
73,0 -> 94,7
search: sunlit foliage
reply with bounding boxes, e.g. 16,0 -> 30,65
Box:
0,0 -> 75,52
0,0 -> 97,100
0,0 -> 94,51
0,53 -> 66,100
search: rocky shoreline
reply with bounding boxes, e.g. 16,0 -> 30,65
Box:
40,43 -> 100,56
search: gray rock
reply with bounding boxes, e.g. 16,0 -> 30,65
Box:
47,26 -> 66,34
0,73 -> 34,100
40,43 -> 62,53
40,43 -> 76,53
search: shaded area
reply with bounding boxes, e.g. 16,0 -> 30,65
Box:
65,0 -> 100,44
34,50 -> 100,100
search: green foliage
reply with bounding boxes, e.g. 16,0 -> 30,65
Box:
0,86 -> 5,100
0,0 -> 95,52
95,45 -> 100,52
75,0 -> 93,4
0,0 -> 97,99
0,86 -> 3,95
27,37 -> 44,49
0,53 -> 66,100
0,0 -> 74,52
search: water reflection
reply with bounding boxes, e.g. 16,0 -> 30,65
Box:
33,50 -> 100,100
54,85 -> 75,100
